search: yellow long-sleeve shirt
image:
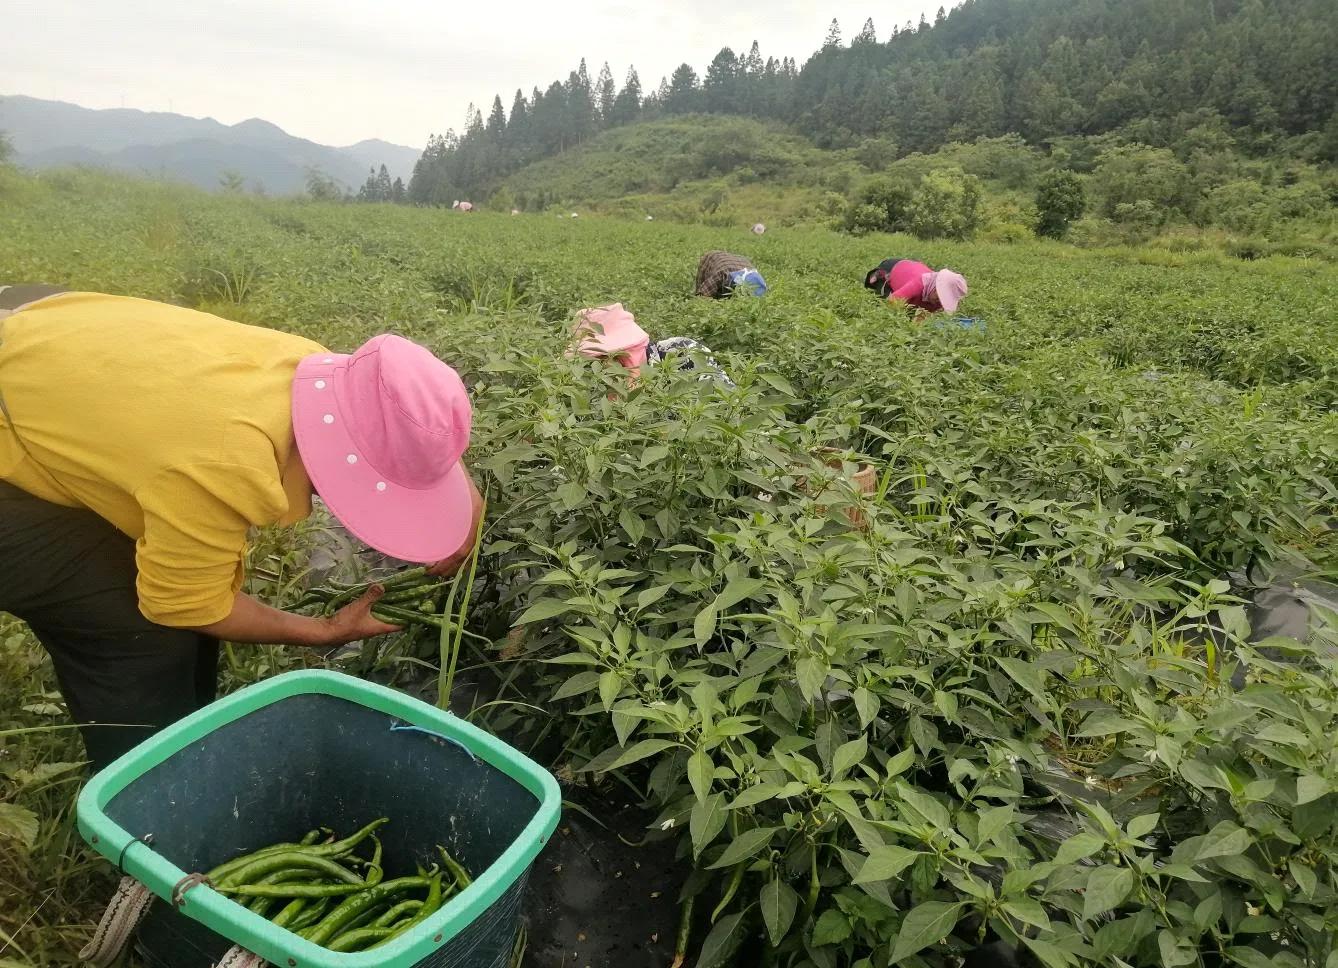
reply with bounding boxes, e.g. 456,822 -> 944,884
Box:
0,292 -> 323,626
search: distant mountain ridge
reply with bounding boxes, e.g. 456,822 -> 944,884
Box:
0,95 -> 419,195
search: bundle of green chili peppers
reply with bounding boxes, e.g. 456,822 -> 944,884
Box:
205,820 -> 474,953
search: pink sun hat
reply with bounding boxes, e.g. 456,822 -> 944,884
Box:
932,269 -> 969,314
291,335 -> 474,563
570,303 -> 650,376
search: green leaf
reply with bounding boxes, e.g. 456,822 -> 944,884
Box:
713,576 -> 765,612
884,746 -> 915,779
811,908 -> 852,946
618,506 -> 645,543
1193,821 -> 1252,862
1093,915 -> 1147,961
688,751 -> 713,802
832,735 -> 868,778
580,738 -> 679,773
1126,813 -> 1159,840
515,598 -> 573,625
759,878 -> 799,946
1053,831 -> 1105,865
1227,948 -> 1285,968
551,670 -> 601,701
598,669 -> 622,710
852,687 -> 879,729
816,720 -> 841,771
693,605 -> 717,647
796,656 -> 826,701
1002,897 -> 1051,931
1288,858 -> 1317,898
555,481 -> 586,509
853,845 -> 919,884
696,912 -> 746,967
690,793 -> 728,857
707,825 -> 780,869
635,584 -> 672,610
1074,710 -> 1136,737
1082,866 -> 1133,920
975,804 -> 1015,845
1022,937 -> 1078,968
894,783 -> 952,833
639,445 -> 669,468
1158,931 -> 1197,967
0,803 -> 38,850
994,656 -> 1050,706
1296,773 -> 1329,805
728,782 -> 788,811
889,900 -> 965,963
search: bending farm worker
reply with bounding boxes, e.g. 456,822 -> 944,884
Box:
0,285 -> 484,771
864,258 -> 968,318
570,304 -> 734,389
694,251 -> 767,299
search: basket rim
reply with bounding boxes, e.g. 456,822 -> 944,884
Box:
76,669 -> 561,967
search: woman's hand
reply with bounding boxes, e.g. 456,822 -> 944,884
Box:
191,589 -> 400,647
321,585 -> 402,645
427,473 -> 485,578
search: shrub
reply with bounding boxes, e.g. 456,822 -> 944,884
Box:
1034,169 -> 1087,239
1091,145 -> 1193,224
907,167 -> 983,240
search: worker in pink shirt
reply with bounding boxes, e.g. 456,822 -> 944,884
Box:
864,258 -> 968,318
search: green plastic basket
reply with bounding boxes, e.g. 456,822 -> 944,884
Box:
77,670 -> 561,967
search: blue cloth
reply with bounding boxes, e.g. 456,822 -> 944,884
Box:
727,268 -> 768,297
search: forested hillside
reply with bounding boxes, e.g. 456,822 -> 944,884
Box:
408,0 -> 1337,209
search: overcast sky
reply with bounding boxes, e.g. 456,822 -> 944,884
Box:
6,0 -> 950,149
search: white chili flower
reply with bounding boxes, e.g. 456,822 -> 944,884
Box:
660,818 -> 675,831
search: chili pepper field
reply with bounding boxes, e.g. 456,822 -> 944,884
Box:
1,167 -> 1337,967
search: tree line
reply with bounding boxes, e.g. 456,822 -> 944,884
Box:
407,0 -> 1336,206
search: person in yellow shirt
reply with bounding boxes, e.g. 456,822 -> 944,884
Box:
0,285 -> 483,770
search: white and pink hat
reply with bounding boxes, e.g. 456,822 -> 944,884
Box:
570,303 -> 650,378
931,270 -> 969,314
291,335 -> 474,563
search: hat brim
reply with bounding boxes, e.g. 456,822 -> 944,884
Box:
292,356 -> 476,564
935,276 -> 964,314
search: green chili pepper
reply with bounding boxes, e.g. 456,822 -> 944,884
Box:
289,897 -> 333,931
304,877 -> 430,947
437,845 -> 473,889
272,898 -> 308,928
220,851 -> 365,890
209,818 -> 386,884
368,872 -> 443,949
328,927 -> 396,953
369,900 -> 422,929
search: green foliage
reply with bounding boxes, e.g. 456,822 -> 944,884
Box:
843,168 -> 982,240
1090,146 -> 1193,225
218,169 -> 246,194
1034,170 -> 1086,239
408,0 -> 1336,211
1,170 -> 1337,966
304,166 -> 345,202
842,177 -> 914,235
906,167 -> 982,240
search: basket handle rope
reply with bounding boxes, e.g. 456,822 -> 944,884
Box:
214,945 -> 269,968
79,875 -> 154,967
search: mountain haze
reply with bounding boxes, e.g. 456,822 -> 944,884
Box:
0,95 -> 417,195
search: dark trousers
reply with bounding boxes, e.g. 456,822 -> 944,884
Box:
0,481 -> 218,772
